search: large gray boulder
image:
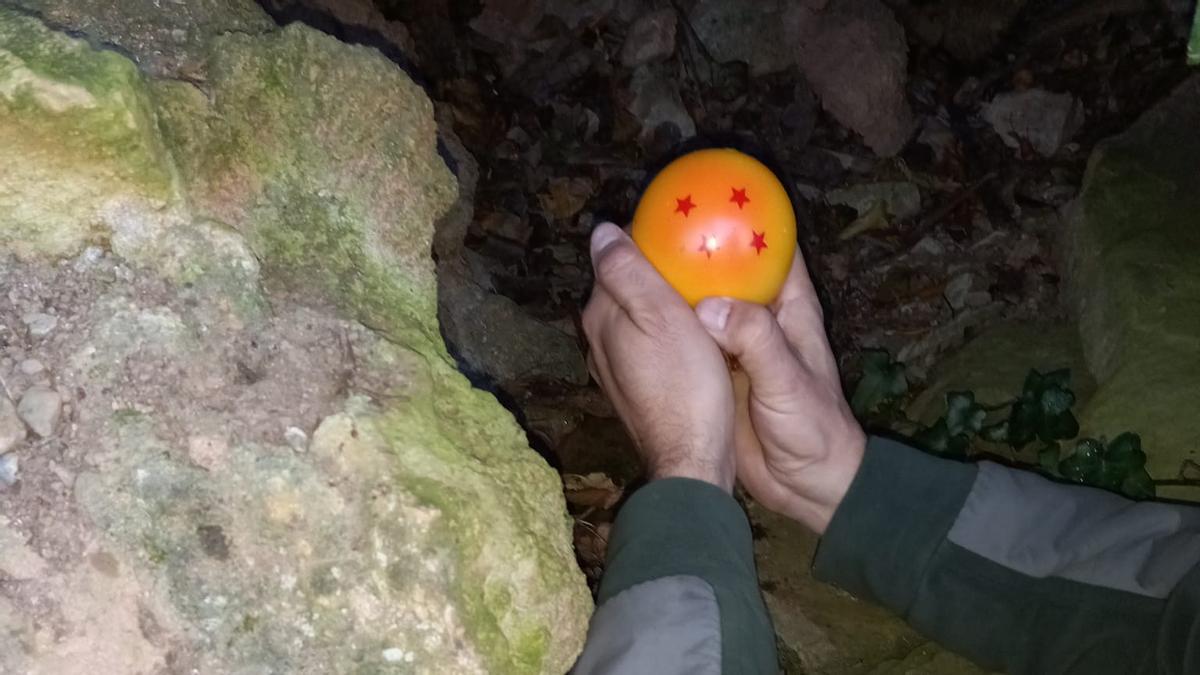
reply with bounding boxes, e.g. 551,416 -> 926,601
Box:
0,4 -> 591,673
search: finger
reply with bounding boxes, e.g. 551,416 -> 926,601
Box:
771,252 -> 837,378
589,222 -> 686,325
582,286 -> 618,387
732,369 -> 766,476
733,370 -> 795,513
695,297 -> 805,401
771,249 -> 820,315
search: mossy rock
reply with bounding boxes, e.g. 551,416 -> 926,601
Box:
63,296 -> 590,674
6,0 -> 274,78
1065,75 -> 1200,500
154,23 -> 457,354
0,5 -> 176,258
1,11 -> 590,674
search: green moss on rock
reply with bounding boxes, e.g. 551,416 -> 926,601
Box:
0,6 -> 176,258
154,24 -> 457,353
7,0 -> 274,78
370,356 -> 593,673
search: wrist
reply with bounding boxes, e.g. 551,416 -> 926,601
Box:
781,426 -> 866,534
649,453 -> 735,494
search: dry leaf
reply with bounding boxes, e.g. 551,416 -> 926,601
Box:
539,177 -> 594,220
563,472 -> 623,510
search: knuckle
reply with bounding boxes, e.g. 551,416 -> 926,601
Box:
736,305 -> 778,347
631,306 -> 671,336
594,243 -> 639,283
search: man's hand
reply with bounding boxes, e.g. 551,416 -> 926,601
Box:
695,254 -> 866,533
582,223 -> 736,492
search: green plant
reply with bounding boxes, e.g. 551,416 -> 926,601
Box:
851,352 -> 1156,499
849,350 -> 908,417
1045,433 -> 1154,499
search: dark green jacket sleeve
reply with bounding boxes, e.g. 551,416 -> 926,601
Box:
573,478 -> 778,674
814,436 -> 1200,674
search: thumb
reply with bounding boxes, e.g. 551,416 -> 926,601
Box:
695,297 -> 805,401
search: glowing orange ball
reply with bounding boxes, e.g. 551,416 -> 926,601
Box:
631,149 -> 797,306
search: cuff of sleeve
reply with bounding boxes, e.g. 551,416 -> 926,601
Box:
812,436 -> 978,615
598,477 -> 755,603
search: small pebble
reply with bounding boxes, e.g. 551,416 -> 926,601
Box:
73,246 -> 105,272
911,236 -> 946,258
18,359 -> 44,376
21,313 -> 58,338
381,648 -> 410,663
944,272 -> 975,311
284,426 -> 308,452
17,386 -> 62,438
0,454 -> 17,487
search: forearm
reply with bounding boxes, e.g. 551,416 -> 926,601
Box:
814,436 -> 1200,674
573,478 -> 778,674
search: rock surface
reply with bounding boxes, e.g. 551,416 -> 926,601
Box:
7,0 -> 274,78
0,6 -> 176,258
904,0 -> 1028,61
749,501 -> 991,675
434,108 -> 590,390
0,4 -> 591,673
1065,74 -> 1200,500
620,8 -> 677,67
15,385 -> 60,437
907,321 -> 1094,425
626,62 -> 697,145
983,89 -> 1083,157
689,0 -> 914,156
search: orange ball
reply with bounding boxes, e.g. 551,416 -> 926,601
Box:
631,149 -> 797,306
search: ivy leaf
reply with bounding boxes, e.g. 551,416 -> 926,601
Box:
980,420 -> 1010,443
945,391 -> 987,437
1121,468 -> 1156,500
1037,442 -> 1061,475
1059,438 -> 1104,484
1102,433 -> 1147,487
1059,434 -> 1149,494
1007,400 -> 1039,448
1006,369 -> 1079,448
851,350 -> 908,417
914,419 -> 969,458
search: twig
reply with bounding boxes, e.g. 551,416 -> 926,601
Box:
918,172 -> 997,230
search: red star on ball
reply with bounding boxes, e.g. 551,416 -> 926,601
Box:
750,230 -> 768,255
730,187 -> 750,209
675,195 -> 696,217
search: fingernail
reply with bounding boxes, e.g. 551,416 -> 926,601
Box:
590,222 -> 623,259
696,298 -> 732,332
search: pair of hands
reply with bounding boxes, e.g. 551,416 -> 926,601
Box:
582,223 -> 865,534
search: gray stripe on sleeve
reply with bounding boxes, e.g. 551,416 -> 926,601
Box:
948,462 -> 1200,598
572,575 -> 721,675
